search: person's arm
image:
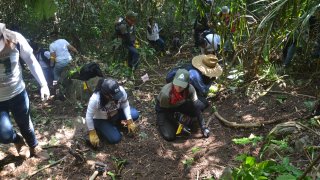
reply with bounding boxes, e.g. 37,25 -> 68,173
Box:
85,94 -> 98,131
119,87 -> 132,120
189,69 -> 209,96
147,24 -> 152,34
18,33 -> 47,88
67,44 -> 78,54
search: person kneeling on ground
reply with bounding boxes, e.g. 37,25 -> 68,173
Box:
155,69 -> 210,141
166,54 -> 223,111
85,78 -> 139,147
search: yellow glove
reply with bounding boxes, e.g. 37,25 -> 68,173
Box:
127,119 -> 138,134
89,130 -> 100,147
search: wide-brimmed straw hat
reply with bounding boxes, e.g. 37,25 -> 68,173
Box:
0,23 -> 17,52
192,54 -> 223,78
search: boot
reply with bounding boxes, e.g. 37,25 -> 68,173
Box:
14,134 -> 26,155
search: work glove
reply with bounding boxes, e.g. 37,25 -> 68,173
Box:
89,130 -> 100,147
202,127 -> 210,138
127,119 -> 138,134
40,86 -> 50,101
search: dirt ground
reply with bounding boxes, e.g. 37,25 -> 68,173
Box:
0,54 -> 318,179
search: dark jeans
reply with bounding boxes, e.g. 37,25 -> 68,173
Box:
93,107 -> 139,144
149,38 -> 165,52
283,42 -> 297,67
0,89 -> 38,147
155,100 -> 202,141
127,45 -> 139,70
42,67 -> 54,88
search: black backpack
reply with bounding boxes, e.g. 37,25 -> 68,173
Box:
114,17 -> 125,38
35,48 -> 50,66
78,62 -> 104,81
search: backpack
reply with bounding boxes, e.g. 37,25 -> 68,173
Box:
78,62 -> 104,81
35,48 -> 50,66
114,17 -> 125,38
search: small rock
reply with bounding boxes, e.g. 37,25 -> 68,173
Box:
3,163 -> 15,172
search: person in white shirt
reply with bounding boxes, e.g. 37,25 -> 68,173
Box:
49,32 -> 78,81
86,78 -> 139,147
0,23 -> 50,157
199,32 -> 221,55
147,17 -> 165,52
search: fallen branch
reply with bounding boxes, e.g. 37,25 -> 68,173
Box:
27,156 -> 67,178
212,106 -> 306,128
173,43 -> 192,57
298,153 -> 320,180
267,90 -> 316,99
296,122 -> 320,137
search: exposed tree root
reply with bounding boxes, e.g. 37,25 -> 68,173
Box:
210,106 -> 306,128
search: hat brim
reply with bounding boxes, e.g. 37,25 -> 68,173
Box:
173,78 -> 188,88
192,55 -> 223,78
111,91 -> 124,101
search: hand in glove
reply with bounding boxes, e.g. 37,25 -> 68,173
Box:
126,119 -> 138,134
202,127 -> 210,138
40,86 -> 50,101
89,130 -> 100,147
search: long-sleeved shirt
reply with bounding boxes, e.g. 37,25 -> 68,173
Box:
147,23 -> 160,41
0,31 -> 47,101
85,86 -> 132,131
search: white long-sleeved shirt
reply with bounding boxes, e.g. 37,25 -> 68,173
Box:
147,23 -> 160,41
85,86 -> 132,131
0,31 -> 47,101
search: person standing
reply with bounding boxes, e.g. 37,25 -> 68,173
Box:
0,23 -> 50,157
49,32 -> 78,81
85,78 -> 139,147
117,10 -> 140,71
147,16 -> 165,52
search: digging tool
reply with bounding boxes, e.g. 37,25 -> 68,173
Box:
89,162 -> 108,180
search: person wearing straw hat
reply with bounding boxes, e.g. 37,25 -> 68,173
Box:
166,54 -> 222,110
156,69 -> 210,141
0,23 -> 50,157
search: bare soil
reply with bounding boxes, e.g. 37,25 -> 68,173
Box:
0,54 -> 318,179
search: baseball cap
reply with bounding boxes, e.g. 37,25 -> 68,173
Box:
126,10 -> 138,18
173,69 -> 190,88
100,78 -> 124,101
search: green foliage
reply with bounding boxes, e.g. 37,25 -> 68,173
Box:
270,139 -> 289,150
191,146 -> 202,154
304,100 -> 317,112
232,155 -> 306,180
182,158 -> 194,168
232,134 -> 263,146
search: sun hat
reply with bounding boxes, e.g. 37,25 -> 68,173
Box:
173,69 -> 190,88
100,78 -> 124,101
0,23 -> 17,52
192,54 -> 223,78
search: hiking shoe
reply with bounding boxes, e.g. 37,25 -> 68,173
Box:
30,146 -> 49,159
14,134 -> 26,155
202,128 -> 210,138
